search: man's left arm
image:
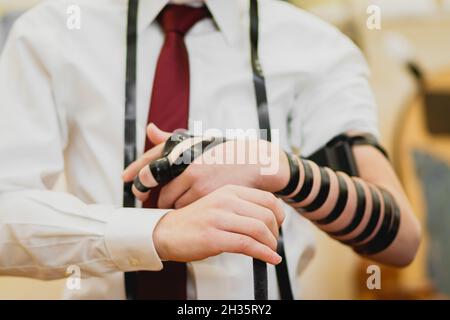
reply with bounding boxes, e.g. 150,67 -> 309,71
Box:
122,126 -> 421,267
122,28 -> 421,267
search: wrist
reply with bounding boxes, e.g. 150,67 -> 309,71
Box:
259,149 -> 290,193
152,210 -> 173,261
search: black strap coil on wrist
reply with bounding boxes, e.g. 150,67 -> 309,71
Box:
275,152 -> 300,197
289,159 -> 314,204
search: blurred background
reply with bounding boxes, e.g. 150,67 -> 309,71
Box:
0,0 -> 449,299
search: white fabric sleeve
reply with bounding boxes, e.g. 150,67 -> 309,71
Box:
289,27 -> 380,157
0,15 -> 165,281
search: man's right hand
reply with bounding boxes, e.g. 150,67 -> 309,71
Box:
152,185 -> 285,265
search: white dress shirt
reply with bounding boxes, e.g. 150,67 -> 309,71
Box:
0,0 -> 379,299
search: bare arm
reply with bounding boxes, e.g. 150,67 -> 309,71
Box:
272,142 -> 421,267
353,145 -> 421,266
124,126 -> 421,267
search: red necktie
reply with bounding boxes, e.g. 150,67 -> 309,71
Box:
135,4 -> 210,300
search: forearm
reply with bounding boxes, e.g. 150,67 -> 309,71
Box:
0,189 -> 165,280
125,132 -> 420,267
270,150 -> 420,267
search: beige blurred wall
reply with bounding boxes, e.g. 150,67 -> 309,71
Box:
0,278 -> 63,300
300,0 -> 450,299
1,0 -> 449,300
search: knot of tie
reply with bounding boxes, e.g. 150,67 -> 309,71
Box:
158,4 -> 211,36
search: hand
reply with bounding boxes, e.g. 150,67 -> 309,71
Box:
152,185 -> 285,265
122,124 -> 290,209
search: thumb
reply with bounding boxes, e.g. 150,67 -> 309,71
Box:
147,123 -> 171,145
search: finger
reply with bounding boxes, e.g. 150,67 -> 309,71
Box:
131,164 -> 159,201
216,213 -> 278,251
174,177 -> 215,209
132,183 -> 150,202
122,143 -> 165,182
147,123 -> 171,145
230,198 -> 279,239
224,185 -> 285,226
130,164 -> 159,201
216,231 -> 282,265
158,174 -> 192,209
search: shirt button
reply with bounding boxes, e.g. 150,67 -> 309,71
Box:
128,257 -> 140,267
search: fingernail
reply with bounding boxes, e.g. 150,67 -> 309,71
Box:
275,254 -> 282,264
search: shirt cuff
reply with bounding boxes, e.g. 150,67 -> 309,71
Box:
104,207 -> 169,272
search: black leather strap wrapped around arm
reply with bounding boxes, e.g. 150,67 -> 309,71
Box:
303,167 -> 331,212
353,189 -> 400,255
289,159 -> 314,204
343,185 -> 382,245
328,178 -> 366,235
279,144 -> 400,257
315,173 -> 348,225
275,153 -> 300,196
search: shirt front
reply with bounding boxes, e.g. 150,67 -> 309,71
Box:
0,0 -> 379,299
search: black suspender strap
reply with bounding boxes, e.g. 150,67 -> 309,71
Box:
124,0 -> 138,208
123,0 -> 294,300
123,0 -> 139,300
249,0 -> 268,301
250,0 -> 271,142
250,0 -> 293,300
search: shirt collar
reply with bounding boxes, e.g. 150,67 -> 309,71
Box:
137,0 -> 242,45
